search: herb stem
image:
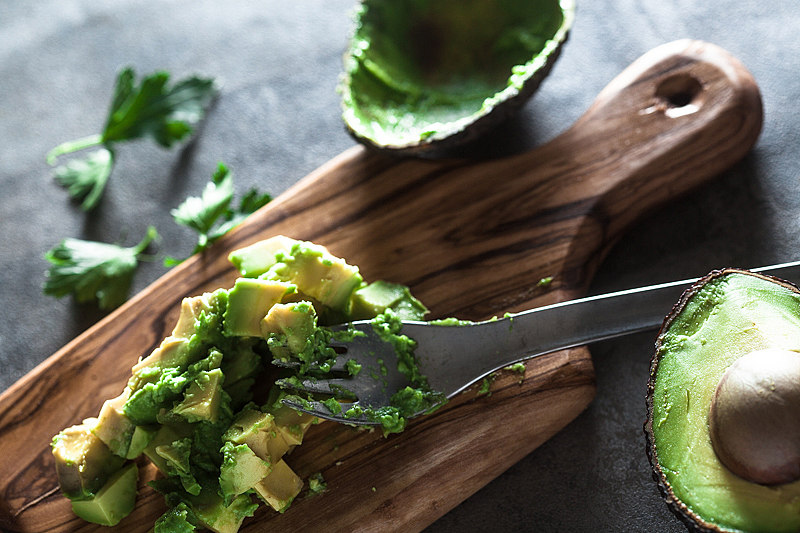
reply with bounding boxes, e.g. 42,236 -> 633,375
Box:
133,226 -> 161,256
47,133 -> 103,165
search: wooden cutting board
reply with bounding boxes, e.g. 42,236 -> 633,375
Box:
0,40 -> 762,532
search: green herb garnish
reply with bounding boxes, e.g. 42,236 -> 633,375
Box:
166,163 -> 272,265
47,67 -> 217,211
43,226 -> 159,310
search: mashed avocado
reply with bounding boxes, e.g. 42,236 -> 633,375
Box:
51,236 -> 432,531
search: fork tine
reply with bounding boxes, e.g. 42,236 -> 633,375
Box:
280,398 -> 375,425
271,359 -> 300,370
271,355 -> 357,374
275,376 -> 357,398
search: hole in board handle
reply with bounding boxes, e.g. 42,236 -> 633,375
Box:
647,74 -> 705,118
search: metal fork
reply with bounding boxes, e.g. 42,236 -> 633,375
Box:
275,261 -> 800,425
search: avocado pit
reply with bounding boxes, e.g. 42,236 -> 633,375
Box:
709,347 -> 800,486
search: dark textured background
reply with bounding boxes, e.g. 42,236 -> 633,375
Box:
1,1 -> 798,531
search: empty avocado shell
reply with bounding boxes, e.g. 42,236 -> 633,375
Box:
339,0 -> 575,156
645,268 -> 800,533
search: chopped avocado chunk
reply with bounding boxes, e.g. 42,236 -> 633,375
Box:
350,280 -> 428,320
263,242 -> 363,313
151,477 -> 258,533
307,472 -> 327,497
126,424 -> 158,460
92,391 -> 136,458
130,337 -> 191,385
253,459 -> 303,513
219,441 -> 272,504
266,398 -> 316,446
223,278 -> 293,337
223,407 -> 288,463
143,423 -> 194,474
194,491 -> 257,533
52,418 -> 126,500
156,438 -> 201,495
265,318 -> 338,373
155,502 -> 197,532
126,347 -> 225,426
261,301 -> 317,357
173,368 -> 225,423
70,462 -> 138,526
172,292 -> 216,339
227,235 -> 298,278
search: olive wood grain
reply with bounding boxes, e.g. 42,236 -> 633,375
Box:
0,40 -> 762,532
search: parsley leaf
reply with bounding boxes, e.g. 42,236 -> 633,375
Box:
47,67 -> 217,211
101,68 -> 216,147
52,148 -> 114,211
166,163 -> 272,265
43,226 -> 160,310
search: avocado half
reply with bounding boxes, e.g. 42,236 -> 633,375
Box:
645,268 -> 800,533
339,0 -> 575,156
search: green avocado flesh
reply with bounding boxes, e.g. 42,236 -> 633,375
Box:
650,271 -> 800,533
340,0 -> 574,152
52,236 -> 433,532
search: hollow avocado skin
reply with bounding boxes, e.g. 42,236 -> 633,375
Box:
646,270 -> 800,533
340,0 -> 574,155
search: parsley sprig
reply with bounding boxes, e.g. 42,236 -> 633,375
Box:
43,226 -> 160,310
47,67 -> 217,211
43,163 -> 273,308
166,163 -> 272,265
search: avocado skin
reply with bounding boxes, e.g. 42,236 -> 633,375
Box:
644,268 -> 800,533
339,0 -> 575,157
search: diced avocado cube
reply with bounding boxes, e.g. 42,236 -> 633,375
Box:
144,423 -> 193,474
51,418 -> 126,501
172,292 -> 216,339
266,242 -> 363,313
156,438 -> 201,496
223,278 -> 293,337
220,345 -> 261,389
219,442 -> 272,503
130,336 -> 190,384
155,441 -> 189,473
172,368 -> 225,423
154,503 -> 197,532
228,235 -> 299,278
190,488 -> 257,533
261,301 -> 317,356
253,459 -> 303,513
126,424 -> 158,460
150,476 -> 257,533
224,407 -> 272,444
92,391 -> 136,458
265,431 -> 291,463
223,407 -> 288,463
350,280 -> 429,321
70,462 -> 138,526
267,401 -> 317,446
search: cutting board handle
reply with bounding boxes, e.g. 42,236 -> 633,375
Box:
488,38 -> 763,299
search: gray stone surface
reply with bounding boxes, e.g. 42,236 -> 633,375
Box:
1,1 -> 798,531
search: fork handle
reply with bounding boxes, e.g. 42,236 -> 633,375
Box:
422,261 -> 800,397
